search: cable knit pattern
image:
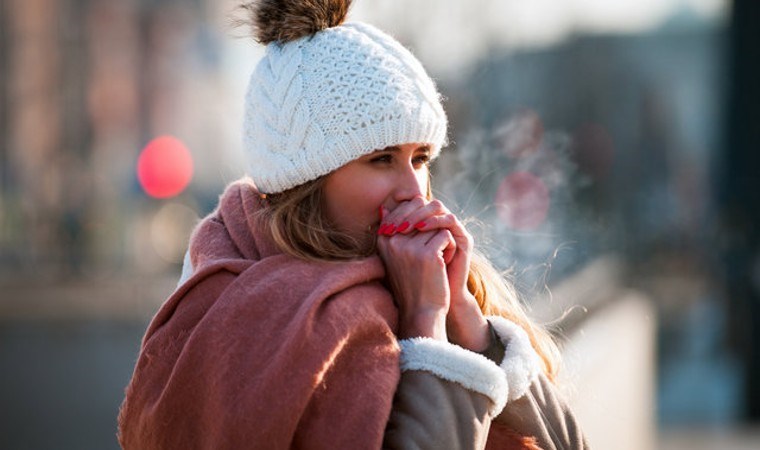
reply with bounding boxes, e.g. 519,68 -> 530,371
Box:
488,316 -> 544,402
244,21 -> 448,193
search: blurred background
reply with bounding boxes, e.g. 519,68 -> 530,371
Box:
1,0 -> 758,448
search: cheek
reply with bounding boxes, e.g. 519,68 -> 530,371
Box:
351,180 -> 387,222
344,189 -> 389,236
324,174 -> 382,231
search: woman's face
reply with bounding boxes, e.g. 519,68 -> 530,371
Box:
322,143 -> 432,250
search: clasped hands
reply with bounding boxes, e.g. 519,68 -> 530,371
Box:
376,197 -> 490,352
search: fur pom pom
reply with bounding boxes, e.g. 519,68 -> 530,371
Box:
241,0 -> 353,44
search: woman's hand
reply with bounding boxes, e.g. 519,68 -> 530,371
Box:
379,200 -> 490,352
377,201 -> 454,341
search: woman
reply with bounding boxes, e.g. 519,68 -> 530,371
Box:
118,1 -> 589,449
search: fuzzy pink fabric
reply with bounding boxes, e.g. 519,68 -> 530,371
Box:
118,180 -> 400,449
118,178 -> 536,449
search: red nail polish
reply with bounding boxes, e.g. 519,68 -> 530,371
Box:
384,224 -> 397,236
397,221 -> 410,232
414,221 -> 426,230
377,224 -> 389,235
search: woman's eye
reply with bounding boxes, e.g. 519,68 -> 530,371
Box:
370,154 -> 393,164
413,155 -> 431,167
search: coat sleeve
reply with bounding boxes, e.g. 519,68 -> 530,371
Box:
383,370 -> 494,450
492,373 -> 590,450
382,317 -> 591,450
485,317 -> 591,450
383,336 -> 512,450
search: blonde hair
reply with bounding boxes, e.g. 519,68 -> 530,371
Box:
258,177 -> 560,380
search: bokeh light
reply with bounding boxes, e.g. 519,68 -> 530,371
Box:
137,135 -> 194,198
149,202 -> 199,264
494,171 -> 551,230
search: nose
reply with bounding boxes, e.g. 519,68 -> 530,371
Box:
392,161 -> 427,204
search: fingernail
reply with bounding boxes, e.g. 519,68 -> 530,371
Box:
396,221 -> 410,233
414,221 -> 426,230
384,224 -> 397,236
377,224 -> 389,235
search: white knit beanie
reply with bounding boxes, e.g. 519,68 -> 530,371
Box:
242,0 -> 448,193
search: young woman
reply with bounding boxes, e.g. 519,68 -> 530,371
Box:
118,1 -> 589,449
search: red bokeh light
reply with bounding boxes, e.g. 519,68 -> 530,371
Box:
494,171 -> 550,230
137,135 -> 193,199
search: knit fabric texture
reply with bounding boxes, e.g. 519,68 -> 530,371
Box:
243,21 -> 448,193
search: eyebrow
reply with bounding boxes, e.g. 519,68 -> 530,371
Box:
379,145 -> 431,153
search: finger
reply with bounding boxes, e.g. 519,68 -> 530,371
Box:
416,213 -> 473,252
391,199 -> 448,235
423,229 -> 456,263
442,237 -> 456,265
420,228 -> 456,265
379,228 -> 422,259
380,197 -> 427,235
381,226 -> 456,265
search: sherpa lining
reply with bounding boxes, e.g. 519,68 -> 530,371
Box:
398,317 -> 543,416
398,338 -> 509,416
487,316 -> 543,402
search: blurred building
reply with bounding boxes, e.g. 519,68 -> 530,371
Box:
2,0 -> 760,449
0,0 -> 243,283
438,21 -> 724,277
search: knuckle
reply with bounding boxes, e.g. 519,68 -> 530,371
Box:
429,199 -> 444,210
411,197 -> 426,209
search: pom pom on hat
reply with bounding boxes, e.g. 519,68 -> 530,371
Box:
241,0 -> 353,44
242,1 -> 448,193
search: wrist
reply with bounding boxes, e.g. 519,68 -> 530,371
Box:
452,318 -> 490,353
399,308 -> 448,341
447,293 -> 490,352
